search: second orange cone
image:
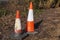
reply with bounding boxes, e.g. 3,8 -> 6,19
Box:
27,2 -> 34,33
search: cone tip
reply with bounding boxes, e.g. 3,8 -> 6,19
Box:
29,2 -> 33,9
16,10 -> 20,18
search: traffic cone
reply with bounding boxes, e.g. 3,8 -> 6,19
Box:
10,10 -> 28,39
27,2 -> 38,34
14,10 -> 22,34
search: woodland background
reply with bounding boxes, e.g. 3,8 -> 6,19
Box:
0,0 -> 60,17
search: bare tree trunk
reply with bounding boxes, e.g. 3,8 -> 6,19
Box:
55,0 -> 60,8
39,0 -> 44,9
46,0 -> 54,8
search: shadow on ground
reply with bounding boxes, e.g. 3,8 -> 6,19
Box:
34,19 -> 43,30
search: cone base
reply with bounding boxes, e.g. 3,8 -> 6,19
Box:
27,31 -> 38,35
10,32 -> 28,40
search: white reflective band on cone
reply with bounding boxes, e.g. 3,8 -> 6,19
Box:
27,9 -> 34,21
14,18 -> 21,31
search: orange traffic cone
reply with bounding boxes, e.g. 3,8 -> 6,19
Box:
14,10 -> 22,34
10,10 -> 27,39
27,2 -> 37,34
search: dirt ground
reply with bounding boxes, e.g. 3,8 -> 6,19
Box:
0,8 -> 60,40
